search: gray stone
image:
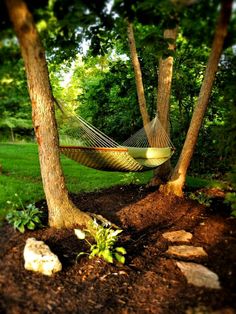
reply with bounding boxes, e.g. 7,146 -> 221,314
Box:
166,245 -> 207,258
176,261 -> 221,289
162,230 -> 192,242
23,237 -> 62,276
186,306 -> 234,314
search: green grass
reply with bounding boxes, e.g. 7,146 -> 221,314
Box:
0,143 -> 153,218
186,176 -> 228,190
0,142 -> 229,221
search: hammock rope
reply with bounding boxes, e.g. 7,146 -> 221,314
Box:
122,116 -> 173,148
75,115 -> 119,147
57,103 -> 174,172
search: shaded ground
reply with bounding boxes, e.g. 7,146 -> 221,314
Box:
0,185 -> 236,313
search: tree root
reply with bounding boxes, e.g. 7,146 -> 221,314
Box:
89,213 -> 119,229
159,180 -> 184,197
48,204 -> 119,231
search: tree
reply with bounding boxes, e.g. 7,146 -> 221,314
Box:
5,0 -> 91,228
156,27 -> 178,140
150,26 -> 178,185
127,21 -> 150,128
161,0 -> 233,196
126,17 -> 177,152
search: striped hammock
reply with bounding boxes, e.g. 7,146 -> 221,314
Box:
60,146 -> 173,172
58,111 -> 174,172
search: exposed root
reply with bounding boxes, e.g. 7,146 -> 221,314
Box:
48,205 -> 118,231
89,213 -> 119,229
159,181 -> 184,197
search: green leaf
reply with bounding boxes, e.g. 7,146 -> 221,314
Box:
114,253 -> 125,264
27,221 -> 36,230
90,247 -> 99,257
231,210 -> 236,217
33,216 -> 41,223
14,220 -> 23,228
101,249 -> 113,263
110,229 -> 123,237
115,247 -> 127,255
17,224 -> 25,233
76,252 -> 87,261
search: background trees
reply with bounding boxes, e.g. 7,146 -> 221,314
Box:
0,29 -> 32,141
0,0 -> 235,194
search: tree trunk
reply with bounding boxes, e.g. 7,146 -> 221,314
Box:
151,27 -> 178,186
157,27 -> 178,133
127,21 -> 150,128
161,0 -> 233,196
6,0 -> 91,228
10,127 -> 15,142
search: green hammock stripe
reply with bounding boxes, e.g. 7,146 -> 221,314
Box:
60,146 -> 173,172
127,147 -> 172,159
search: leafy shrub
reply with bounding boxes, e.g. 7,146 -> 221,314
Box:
188,191 -> 212,207
74,219 -> 126,264
225,192 -> 236,217
6,194 -> 44,233
225,166 -> 236,217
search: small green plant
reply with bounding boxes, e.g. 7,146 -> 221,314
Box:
6,194 -> 44,233
189,191 -> 212,207
74,219 -> 126,264
121,172 -> 140,185
225,192 -> 236,217
225,167 -> 236,217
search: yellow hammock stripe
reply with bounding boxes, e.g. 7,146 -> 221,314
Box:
60,146 -> 173,172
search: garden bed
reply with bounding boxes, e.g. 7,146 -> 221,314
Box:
0,185 -> 235,313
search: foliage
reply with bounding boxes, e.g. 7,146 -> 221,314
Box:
226,192 -> 236,217
74,219 -> 126,264
225,166 -> 236,217
188,191 -> 212,207
0,29 -> 32,142
77,57 -> 145,142
1,0 -> 235,181
6,194 -> 44,233
213,50 -> 236,170
186,176 -> 228,190
52,4 -> 236,175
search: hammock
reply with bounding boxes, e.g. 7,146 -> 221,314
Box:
58,108 -> 174,172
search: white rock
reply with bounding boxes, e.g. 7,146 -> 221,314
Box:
162,230 -> 192,242
23,238 -> 62,276
176,261 -> 221,289
166,245 -> 207,258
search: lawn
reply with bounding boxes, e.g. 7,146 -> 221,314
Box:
0,143 -> 153,217
0,142 -> 228,220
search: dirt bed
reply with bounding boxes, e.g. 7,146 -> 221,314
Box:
0,185 -> 235,313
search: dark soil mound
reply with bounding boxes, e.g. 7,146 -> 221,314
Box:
0,185 -> 236,313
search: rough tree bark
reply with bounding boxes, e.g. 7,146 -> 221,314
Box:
161,0 -> 233,196
127,21 -> 150,128
157,27 -> 178,136
6,0 -> 91,228
150,27 -> 178,186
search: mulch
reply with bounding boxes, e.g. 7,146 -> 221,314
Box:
0,184 -> 236,314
